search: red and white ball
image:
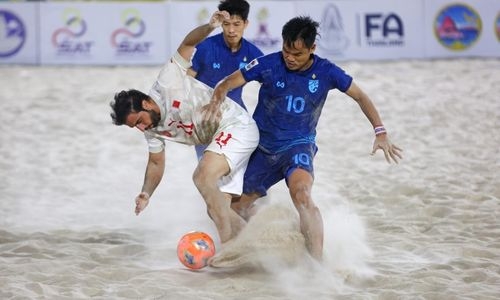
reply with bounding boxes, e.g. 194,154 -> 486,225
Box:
177,231 -> 216,269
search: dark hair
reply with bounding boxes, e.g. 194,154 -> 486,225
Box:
282,16 -> 319,49
110,89 -> 148,125
218,0 -> 250,21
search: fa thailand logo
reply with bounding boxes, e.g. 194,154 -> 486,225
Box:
0,10 -> 25,58
52,8 -> 94,55
308,80 -> 319,93
212,62 -> 221,69
111,9 -> 152,55
362,12 -> 405,47
317,4 -> 349,55
434,3 -> 482,51
239,57 -> 248,69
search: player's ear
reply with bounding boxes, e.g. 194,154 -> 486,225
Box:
142,99 -> 154,110
244,19 -> 249,29
310,43 -> 316,53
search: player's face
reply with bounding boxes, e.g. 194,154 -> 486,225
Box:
125,109 -> 160,132
282,40 -> 315,71
221,15 -> 248,49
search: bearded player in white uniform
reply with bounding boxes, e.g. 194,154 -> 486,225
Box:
110,11 -> 259,245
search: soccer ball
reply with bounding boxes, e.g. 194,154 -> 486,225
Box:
177,231 -> 216,269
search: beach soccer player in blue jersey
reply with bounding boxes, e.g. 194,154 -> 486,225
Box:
206,16 -> 403,260
187,0 -> 263,160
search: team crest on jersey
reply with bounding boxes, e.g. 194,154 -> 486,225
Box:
244,58 -> 259,71
308,80 -> 319,93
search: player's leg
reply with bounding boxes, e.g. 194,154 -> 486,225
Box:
192,151 -> 245,243
231,192 -> 261,221
287,168 -> 324,260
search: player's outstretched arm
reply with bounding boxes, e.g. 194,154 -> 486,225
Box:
345,81 -> 403,164
177,11 -> 230,62
135,150 -> 165,215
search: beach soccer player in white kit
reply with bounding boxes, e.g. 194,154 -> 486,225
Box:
110,11 -> 259,245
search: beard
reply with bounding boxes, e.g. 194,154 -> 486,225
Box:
148,109 -> 161,128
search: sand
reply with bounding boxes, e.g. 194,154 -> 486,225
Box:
1,57 -> 499,299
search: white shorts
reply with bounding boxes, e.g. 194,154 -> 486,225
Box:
205,119 -> 259,195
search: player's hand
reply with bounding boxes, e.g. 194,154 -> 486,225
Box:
135,192 -> 150,215
200,101 -> 221,135
209,10 -> 230,29
371,134 -> 403,164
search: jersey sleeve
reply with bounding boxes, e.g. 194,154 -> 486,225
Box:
240,55 -> 268,83
145,131 -> 165,153
329,63 -> 353,92
172,51 -> 192,71
191,41 -> 209,73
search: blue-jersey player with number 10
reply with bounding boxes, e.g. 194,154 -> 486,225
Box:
188,0 -> 263,160
206,16 -> 402,261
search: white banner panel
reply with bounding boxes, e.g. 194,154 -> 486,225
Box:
168,1 -> 219,57
39,2 -> 168,65
424,0 -> 500,58
0,2 -> 38,64
244,1 -> 295,54
296,0 -> 425,61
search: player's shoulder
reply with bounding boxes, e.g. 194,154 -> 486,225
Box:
242,38 -> 264,55
197,33 -> 222,49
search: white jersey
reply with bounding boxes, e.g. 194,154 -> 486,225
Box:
145,52 -> 255,154
143,52 -> 259,195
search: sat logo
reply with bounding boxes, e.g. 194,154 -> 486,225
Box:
111,9 -> 153,55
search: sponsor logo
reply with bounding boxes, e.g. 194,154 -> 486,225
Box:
0,10 -> 25,58
212,62 -> 220,69
197,8 -> 209,25
317,4 -> 349,55
434,3 -> 482,51
111,9 -> 152,55
360,12 -> 405,47
250,7 -> 279,48
276,81 -> 285,88
52,8 -> 94,55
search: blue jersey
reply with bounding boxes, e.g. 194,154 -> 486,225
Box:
241,52 -> 353,153
191,33 -> 264,110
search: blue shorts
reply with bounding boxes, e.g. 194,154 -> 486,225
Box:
243,143 -> 318,197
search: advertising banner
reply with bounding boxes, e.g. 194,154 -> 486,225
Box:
168,1 -> 219,57
1,0 -> 499,66
168,1 -> 293,56
296,0 -> 425,61
39,2 -> 168,65
0,2 -> 38,65
244,1 -> 295,55
424,0 -> 500,58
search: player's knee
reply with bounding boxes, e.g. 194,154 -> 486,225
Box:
291,185 -> 314,209
192,166 -> 214,191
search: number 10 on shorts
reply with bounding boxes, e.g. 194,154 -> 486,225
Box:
293,153 -> 310,166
